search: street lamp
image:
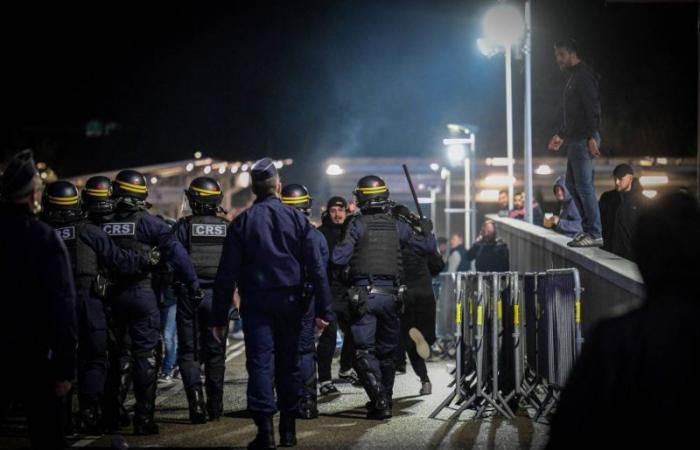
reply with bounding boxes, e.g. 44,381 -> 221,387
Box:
444,124 -> 477,245
478,1 -> 525,212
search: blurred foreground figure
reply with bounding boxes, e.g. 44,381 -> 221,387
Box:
547,191 -> 700,449
0,150 -> 78,448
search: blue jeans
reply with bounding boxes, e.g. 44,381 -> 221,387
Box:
160,303 -> 178,375
565,133 -> 602,239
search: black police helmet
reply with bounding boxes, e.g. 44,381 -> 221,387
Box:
42,180 -> 83,222
82,175 -> 115,214
186,177 -> 223,214
113,169 -> 148,200
353,175 -> 389,207
281,183 -> 312,211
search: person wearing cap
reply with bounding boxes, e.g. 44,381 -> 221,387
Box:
96,169 -> 201,435
317,196 -> 361,389
0,150 -> 78,448
599,163 -> 648,261
211,157 -> 332,449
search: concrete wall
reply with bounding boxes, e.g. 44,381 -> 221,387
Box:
488,214 -> 646,336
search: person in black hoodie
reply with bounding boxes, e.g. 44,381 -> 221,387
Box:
317,196 -> 359,388
547,191 -> 700,449
463,220 -> 509,272
598,164 -> 647,260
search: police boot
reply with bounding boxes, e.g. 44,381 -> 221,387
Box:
77,401 -> 103,436
278,414 -> 297,447
298,395 -> 318,420
117,362 -> 133,428
207,394 -> 224,421
248,413 -> 276,449
133,356 -> 159,436
186,387 -> 207,424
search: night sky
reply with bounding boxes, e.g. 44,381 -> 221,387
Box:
2,0 -> 697,177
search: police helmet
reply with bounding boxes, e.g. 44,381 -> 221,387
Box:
281,183 -> 312,213
82,175 -> 115,214
186,177 -> 223,215
42,180 -> 84,223
113,169 -> 148,200
353,175 -> 390,208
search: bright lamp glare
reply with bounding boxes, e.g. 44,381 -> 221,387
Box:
535,164 -> 553,175
218,166 -> 226,174
185,163 -> 194,172
477,189 -> 500,202
483,3 -> 525,46
477,37 -> 500,57
642,190 -> 658,199
326,164 -> 344,176
150,177 -> 158,184
274,160 -> 284,169
447,144 -> 466,164
430,163 -> 440,172
483,174 -> 516,187
236,172 -> 251,188
639,175 -> 668,186
194,151 -> 202,159
203,166 -> 212,174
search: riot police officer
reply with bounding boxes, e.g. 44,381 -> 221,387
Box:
211,158 -> 332,449
41,180 -> 157,434
171,177 -> 229,423
331,175 -> 436,420
0,150 -> 77,448
280,183 -> 329,419
96,169 -> 200,435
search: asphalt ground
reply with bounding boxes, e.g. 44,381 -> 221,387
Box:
1,339 -> 550,449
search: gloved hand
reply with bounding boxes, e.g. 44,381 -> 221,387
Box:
188,286 -> 204,305
145,247 -> 161,267
418,218 -> 433,236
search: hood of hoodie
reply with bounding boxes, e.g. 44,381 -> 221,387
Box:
553,176 -> 573,203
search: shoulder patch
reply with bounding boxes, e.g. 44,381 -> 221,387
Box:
102,222 -> 136,236
55,226 -> 76,241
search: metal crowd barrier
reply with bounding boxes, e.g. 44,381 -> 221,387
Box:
429,269 -> 583,421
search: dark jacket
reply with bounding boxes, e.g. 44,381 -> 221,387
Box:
599,179 -> 647,260
464,238 -> 509,272
507,202 -> 545,226
318,214 -> 348,314
0,203 -> 78,382
553,176 -> 583,237
558,62 -> 601,141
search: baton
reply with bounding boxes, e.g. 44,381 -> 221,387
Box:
402,164 -> 425,219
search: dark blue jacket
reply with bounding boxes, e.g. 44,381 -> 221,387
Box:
553,176 -> 583,237
0,203 -> 77,382
106,206 -> 199,289
211,195 -> 333,325
331,210 -> 437,279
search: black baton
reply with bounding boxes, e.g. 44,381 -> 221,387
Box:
402,164 -> 425,219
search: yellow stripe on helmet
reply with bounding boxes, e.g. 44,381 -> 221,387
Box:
190,186 -> 221,196
86,188 -> 110,197
281,195 -> 310,205
48,195 -> 80,205
357,186 -> 388,194
116,179 -> 148,193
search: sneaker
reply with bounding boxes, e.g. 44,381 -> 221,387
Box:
319,381 -> 339,396
157,374 -> 173,385
409,328 -> 430,360
567,233 -> 604,248
419,381 -> 432,395
338,369 -> 361,386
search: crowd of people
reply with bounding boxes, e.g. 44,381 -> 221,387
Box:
0,151 -> 439,449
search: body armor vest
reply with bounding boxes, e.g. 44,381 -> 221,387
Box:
349,213 -> 402,280
186,214 -> 229,280
53,222 -> 99,288
101,210 -> 151,279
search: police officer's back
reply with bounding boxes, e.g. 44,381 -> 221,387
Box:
0,150 -> 77,448
212,158 -> 332,449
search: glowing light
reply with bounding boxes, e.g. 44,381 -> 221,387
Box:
203,166 -> 212,174
477,37 -> 500,57
230,165 -> 239,174
642,190 -> 658,199
535,164 -> 553,175
236,172 -> 251,188
656,157 -> 668,165
326,164 -> 344,176
185,163 -> 194,172
274,160 -> 284,169
430,163 -> 440,172
194,151 -> 202,159
639,175 -> 668,186
218,165 -> 227,174
418,183 -> 426,190
150,177 -> 158,184
486,157 -> 513,167
440,168 -> 450,180
483,174 -> 516,187
483,3 -> 525,46
446,144 -> 466,164
40,172 -> 48,180
476,189 -> 500,202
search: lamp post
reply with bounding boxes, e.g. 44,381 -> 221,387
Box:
479,1 -> 525,212
446,124 -> 477,244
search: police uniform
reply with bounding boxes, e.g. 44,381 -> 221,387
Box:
0,150 -> 78,448
99,170 -> 200,435
212,159 -> 332,449
41,180 -> 153,434
280,183 -> 330,420
331,175 -> 436,419
171,176 -> 229,423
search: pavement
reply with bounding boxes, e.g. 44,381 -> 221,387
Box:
1,338 -> 550,449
